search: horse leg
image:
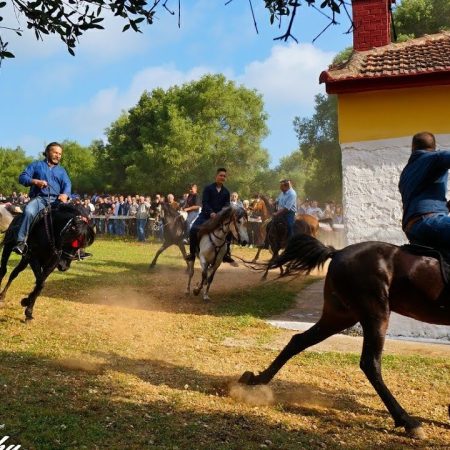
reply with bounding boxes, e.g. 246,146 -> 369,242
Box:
185,260 -> 195,296
177,242 -> 189,269
0,256 -> 29,303
252,247 -> 262,263
22,260 -> 55,321
240,305 -> 357,385
149,242 -> 170,269
203,259 -> 222,301
0,244 -> 12,289
193,264 -> 207,297
359,316 -> 425,438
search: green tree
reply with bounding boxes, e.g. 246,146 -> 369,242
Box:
0,0 -> 348,63
103,74 -> 269,197
60,140 -> 98,194
0,147 -> 32,194
279,94 -> 341,202
394,0 -> 450,40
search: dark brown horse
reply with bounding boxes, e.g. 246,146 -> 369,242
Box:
251,195 -> 319,278
240,234 -> 450,439
149,203 -> 187,268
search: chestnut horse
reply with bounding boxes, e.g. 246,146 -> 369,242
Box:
240,234 -> 450,439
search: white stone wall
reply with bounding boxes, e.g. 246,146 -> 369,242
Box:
341,134 -> 450,245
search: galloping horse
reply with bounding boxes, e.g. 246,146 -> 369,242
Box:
240,234 -> 450,439
0,203 -> 95,320
251,195 -> 319,278
149,203 -> 187,268
186,206 -> 249,301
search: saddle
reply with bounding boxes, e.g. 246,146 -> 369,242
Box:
401,243 -> 450,284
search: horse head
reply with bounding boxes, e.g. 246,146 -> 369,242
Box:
229,205 -> 249,246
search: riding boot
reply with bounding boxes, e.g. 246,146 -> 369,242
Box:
12,241 -> 28,255
223,242 -> 238,267
186,228 -> 198,261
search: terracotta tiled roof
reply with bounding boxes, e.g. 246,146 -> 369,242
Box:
320,31 -> 450,92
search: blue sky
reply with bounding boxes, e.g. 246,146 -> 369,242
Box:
0,1 -> 353,165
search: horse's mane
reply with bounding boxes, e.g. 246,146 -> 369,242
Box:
260,195 -> 273,213
161,202 -> 180,219
198,207 -> 234,238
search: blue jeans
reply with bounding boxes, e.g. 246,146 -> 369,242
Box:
17,196 -> 53,242
286,210 -> 296,238
136,218 -> 147,241
186,211 -> 200,232
406,213 -> 450,249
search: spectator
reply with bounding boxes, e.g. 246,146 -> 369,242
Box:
166,193 -> 179,210
306,200 -> 323,219
136,195 -> 150,242
230,191 -> 243,208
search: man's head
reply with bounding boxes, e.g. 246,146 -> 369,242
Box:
215,168 -> 227,185
189,183 -> 197,194
412,132 -> 436,152
279,179 -> 291,193
167,193 -> 174,203
43,142 -> 63,165
231,192 -> 239,202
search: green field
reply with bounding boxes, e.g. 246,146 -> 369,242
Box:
0,239 -> 448,449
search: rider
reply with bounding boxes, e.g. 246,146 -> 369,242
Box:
273,179 -> 297,238
399,131 -> 450,250
185,168 -> 238,266
13,142 -> 71,255
182,183 -> 201,235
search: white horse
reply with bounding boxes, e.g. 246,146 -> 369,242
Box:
0,203 -> 21,234
186,206 -> 249,301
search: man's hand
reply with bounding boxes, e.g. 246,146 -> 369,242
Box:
32,179 -> 48,189
210,212 -> 217,219
58,194 -> 69,203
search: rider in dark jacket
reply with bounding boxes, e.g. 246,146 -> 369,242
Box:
186,168 -> 237,265
399,131 -> 450,249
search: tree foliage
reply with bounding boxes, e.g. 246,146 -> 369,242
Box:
100,74 -> 270,197
394,0 -> 450,40
0,0 -> 350,63
0,147 -> 32,194
279,94 -> 341,202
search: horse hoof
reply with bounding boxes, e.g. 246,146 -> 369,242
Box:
149,264 -> 155,270
203,296 -> 210,302
406,426 -> 426,439
21,298 -> 30,307
185,290 -> 190,297
239,371 -> 258,385
193,288 -> 200,296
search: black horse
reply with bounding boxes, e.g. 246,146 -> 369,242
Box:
0,203 -> 95,320
149,203 -> 187,268
240,234 -> 450,439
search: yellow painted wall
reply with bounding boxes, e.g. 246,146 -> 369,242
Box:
338,84 -> 450,143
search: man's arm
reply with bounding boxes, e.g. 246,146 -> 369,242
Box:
202,186 -> 213,217
18,161 -> 48,189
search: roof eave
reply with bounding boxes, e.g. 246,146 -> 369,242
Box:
321,70 -> 450,94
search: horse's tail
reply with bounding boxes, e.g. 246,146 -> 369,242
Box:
268,234 -> 336,275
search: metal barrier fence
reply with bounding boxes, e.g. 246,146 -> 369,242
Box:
91,215 -> 345,247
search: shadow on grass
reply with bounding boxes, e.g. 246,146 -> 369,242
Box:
2,350 -> 445,450
0,350 -> 358,450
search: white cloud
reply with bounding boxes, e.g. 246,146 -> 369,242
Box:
48,65 -> 214,137
240,43 -> 334,109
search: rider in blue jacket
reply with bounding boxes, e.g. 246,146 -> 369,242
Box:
13,142 -> 71,255
399,131 -> 450,249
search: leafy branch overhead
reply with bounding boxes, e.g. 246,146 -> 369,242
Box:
0,0 -> 350,63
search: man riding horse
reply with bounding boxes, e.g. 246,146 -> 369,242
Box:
13,142 -> 71,255
274,179 -> 297,238
186,167 -> 238,266
399,131 -> 450,249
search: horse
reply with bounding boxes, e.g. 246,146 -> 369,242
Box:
239,233 -> 450,439
149,203 -> 187,268
252,211 -> 320,279
186,206 -> 249,301
0,203 -> 21,234
0,203 -> 95,321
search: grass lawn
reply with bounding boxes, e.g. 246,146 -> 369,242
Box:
0,238 -> 448,449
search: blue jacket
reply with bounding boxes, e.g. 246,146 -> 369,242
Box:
199,183 -> 230,220
19,160 -> 72,199
399,149 -> 450,229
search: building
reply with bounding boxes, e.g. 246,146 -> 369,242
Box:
320,0 -> 450,244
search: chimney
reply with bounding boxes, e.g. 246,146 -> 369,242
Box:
352,0 -> 394,51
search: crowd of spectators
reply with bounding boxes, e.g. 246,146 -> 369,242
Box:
0,190 -> 344,243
